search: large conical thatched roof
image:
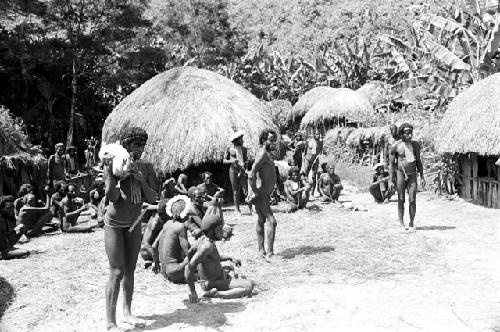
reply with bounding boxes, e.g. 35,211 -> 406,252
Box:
101,66 -> 279,173
436,73 -> 500,155
357,81 -> 391,106
300,88 -> 373,129
287,86 -> 333,123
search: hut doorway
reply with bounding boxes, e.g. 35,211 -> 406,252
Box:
458,154 -> 500,208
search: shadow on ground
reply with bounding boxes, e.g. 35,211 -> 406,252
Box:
0,276 -> 15,320
416,226 -> 456,231
138,300 -> 246,331
280,245 -> 336,259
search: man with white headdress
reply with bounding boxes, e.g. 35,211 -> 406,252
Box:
223,130 -> 251,215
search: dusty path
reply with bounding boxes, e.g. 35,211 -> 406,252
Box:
1,188 -> 499,332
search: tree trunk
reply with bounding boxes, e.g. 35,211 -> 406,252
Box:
67,57 -> 77,146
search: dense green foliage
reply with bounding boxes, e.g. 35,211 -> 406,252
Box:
0,0 -> 498,153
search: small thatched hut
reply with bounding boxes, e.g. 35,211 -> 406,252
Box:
287,86 -> 333,129
436,73 -> 500,208
300,88 -> 373,131
357,81 -> 391,107
101,66 -> 279,194
0,106 -> 46,196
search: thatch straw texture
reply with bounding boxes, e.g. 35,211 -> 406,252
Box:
101,66 -> 279,173
357,81 -> 391,106
288,86 -> 333,123
323,127 -> 354,154
345,126 -> 390,148
436,73 -> 500,155
0,106 -> 45,169
300,88 -> 373,129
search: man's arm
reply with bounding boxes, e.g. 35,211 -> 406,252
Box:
388,144 -> 398,187
62,198 -> 88,219
249,151 -> 265,193
47,156 -> 54,181
219,254 -> 241,267
317,176 -> 326,196
222,146 -> 235,164
22,193 -> 51,212
152,228 -> 164,273
179,225 -> 190,256
414,142 -> 424,178
184,242 -> 211,302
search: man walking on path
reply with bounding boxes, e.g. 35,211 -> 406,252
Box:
389,123 -> 425,230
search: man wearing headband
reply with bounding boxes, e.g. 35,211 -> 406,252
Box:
389,123 -> 426,230
224,130 -> 251,215
101,126 -> 157,331
184,215 -> 254,302
64,145 -> 79,177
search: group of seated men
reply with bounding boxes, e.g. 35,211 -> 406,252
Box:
138,171 -> 254,300
0,177 -> 107,260
283,158 -> 344,213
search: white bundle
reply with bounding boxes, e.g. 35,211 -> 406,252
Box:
98,142 -> 132,178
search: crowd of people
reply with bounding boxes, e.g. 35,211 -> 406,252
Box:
1,122 -> 425,331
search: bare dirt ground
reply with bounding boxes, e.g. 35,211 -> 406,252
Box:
1,185 -> 500,332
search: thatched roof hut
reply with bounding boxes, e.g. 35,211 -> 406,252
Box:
357,81 -> 391,106
436,73 -> 500,155
0,106 -> 46,195
287,86 -> 333,125
300,88 -> 373,130
345,126 -> 390,149
436,73 -> 500,208
101,66 -> 279,173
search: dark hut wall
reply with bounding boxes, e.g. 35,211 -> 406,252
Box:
458,153 -> 500,208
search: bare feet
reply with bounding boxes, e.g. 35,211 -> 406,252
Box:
258,249 -> 266,258
202,288 -> 219,298
106,323 -> 126,331
122,315 -> 145,328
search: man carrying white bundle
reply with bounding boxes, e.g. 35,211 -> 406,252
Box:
100,127 -> 157,331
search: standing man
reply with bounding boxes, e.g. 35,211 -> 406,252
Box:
389,123 -> 425,230
47,143 -> 66,184
301,129 -> 324,196
248,129 -> 278,260
223,130 -> 251,215
384,124 -> 400,166
101,127 -> 157,331
64,145 -> 79,177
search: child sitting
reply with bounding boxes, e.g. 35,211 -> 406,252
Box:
184,215 -> 254,302
283,166 -> 311,212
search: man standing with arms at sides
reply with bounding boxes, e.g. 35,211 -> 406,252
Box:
248,129 -> 278,261
47,143 -> 66,185
223,131 -> 251,215
389,123 -> 425,231
302,129 -> 323,197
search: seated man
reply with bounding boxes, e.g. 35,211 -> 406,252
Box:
88,177 -> 107,226
151,197 -> 200,283
197,172 -> 224,221
50,180 -> 66,219
14,184 -> 33,220
317,161 -> 343,203
0,196 -> 29,259
283,166 -> 311,213
369,163 -> 393,203
185,215 -> 254,302
61,184 -> 95,233
161,177 -> 178,200
17,191 -> 53,238
187,188 -> 231,240
140,201 -> 166,267
175,173 -> 189,195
